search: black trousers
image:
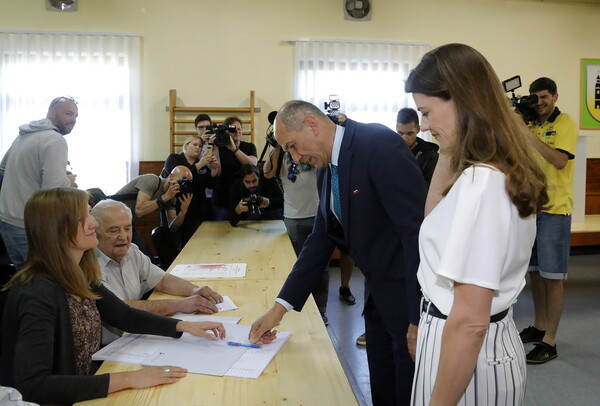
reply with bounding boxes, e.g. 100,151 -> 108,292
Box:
364,290 -> 414,406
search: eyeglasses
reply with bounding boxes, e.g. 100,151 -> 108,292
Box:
288,162 -> 298,183
49,96 -> 78,109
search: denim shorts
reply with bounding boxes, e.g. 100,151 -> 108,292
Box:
529,212 -> 571,280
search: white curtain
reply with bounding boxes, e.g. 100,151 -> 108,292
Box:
294,40 -> 429,129
0,31 -> 141,194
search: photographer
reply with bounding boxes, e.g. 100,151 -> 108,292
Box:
518,77 -> 578,365
228,164 -> 282,227
111,166 -> 193,258
212,116 -> 258,220
161,134 -> 217,245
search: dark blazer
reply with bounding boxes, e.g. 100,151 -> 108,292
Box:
0,274 -> 182,405
278,119 -> 426,325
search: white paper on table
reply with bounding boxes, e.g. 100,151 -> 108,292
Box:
225,331 -> 292,379
170,263 -> 247,279
92,323 -> 290,378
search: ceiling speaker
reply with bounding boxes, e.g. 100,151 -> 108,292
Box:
344,0 -> 372,21
46,0 -> 79,12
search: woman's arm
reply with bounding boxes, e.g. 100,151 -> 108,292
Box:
429,283 -> 494,406
9,280 -> 110,404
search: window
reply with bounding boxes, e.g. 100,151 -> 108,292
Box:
0,31 -> 141,193
293,39 -> 429,130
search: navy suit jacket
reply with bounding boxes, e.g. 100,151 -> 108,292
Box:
278,119 -> 426,325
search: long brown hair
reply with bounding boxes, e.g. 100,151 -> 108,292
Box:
3,188 -> 101,299
405,43 -> 548,217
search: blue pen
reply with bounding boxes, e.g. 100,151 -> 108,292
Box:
227,341 -> 261,349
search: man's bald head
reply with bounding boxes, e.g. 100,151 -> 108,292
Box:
273,100 -> 335,169
46,97 -> 78,135
169,165 -> 193,181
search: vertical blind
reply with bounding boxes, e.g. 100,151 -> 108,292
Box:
293,39 -> 429,128
0,31 -> 141,193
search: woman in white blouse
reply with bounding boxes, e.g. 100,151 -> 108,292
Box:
405,43 -> 549,406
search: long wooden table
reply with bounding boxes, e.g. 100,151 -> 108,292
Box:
77,220 -> 358,406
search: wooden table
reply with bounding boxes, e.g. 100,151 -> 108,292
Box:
77,220 -> 358,406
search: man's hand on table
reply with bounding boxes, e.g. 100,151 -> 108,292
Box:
192,285 -> 223,304
177,295 -> 219,314
249,303 -> 285,344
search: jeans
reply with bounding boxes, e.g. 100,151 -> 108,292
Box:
0,221 -> 28,271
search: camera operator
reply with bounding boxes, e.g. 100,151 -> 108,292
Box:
228,164 -> 282,227
517,77 -> 577,365
212,116 -> 258,220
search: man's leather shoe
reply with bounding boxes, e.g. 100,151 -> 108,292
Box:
339,286 -> 356,305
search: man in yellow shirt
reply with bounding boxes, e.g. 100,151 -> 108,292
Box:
519,77 -> 577,364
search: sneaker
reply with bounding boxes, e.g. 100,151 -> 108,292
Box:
339,286 -> 356,305
321,313 -> 329,326
356,332 -> 366,346
526,342 -> 557,364
520,325 -> 546,343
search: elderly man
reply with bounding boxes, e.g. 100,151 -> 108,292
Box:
0,96 -> 78,270
250,100 -> 426,406
90,199 -> 223,343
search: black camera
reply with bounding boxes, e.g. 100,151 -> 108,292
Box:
176,177 -> 194,197
242,194 -> 263,218
206,124 -> 237,147
324,95 -> 341,124
265,110 -> 278,148
502,75 -> 539,122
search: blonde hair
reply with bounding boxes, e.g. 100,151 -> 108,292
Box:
405,43 -> 548,217
3,188 -> 101,299
183,135 -> 202,150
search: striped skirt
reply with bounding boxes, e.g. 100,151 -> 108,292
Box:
411,307 -> 526,406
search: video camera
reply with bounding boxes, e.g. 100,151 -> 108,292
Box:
205,124 -> 237,147
324,95 -> 341,124
242,194 -> 263,218
502,75 -> 538,122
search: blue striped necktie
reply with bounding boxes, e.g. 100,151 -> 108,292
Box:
331,164 -> 342,221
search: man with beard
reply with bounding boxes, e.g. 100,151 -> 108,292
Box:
0,96 -> 79,270
228,164 -> 283,226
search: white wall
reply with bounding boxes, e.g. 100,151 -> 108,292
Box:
2,0 -> 599,159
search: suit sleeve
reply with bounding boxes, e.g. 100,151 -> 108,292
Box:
277,169 -> 336,311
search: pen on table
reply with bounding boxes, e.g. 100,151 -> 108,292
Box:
227,341 -> 261,349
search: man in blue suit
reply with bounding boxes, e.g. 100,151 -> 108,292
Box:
250,100 -> 426,406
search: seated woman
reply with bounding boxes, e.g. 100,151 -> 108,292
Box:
162,135 -> 218,246
0,188 -> 226,405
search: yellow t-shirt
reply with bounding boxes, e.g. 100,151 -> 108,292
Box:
529,109 -> 577,215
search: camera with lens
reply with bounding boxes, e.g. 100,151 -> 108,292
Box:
241,194 -> 263,218
502,75 -> 539,122
265,110 -> 278,148
176,177 -> 194,197
324,94 -> 341,124
205,124 -> 237,147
